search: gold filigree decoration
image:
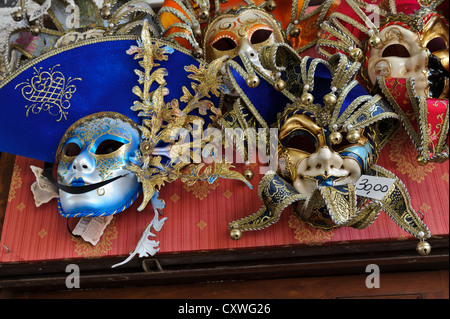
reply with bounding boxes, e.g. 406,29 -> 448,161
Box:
389,129 -> 435,183
72,218 -> 118,257
288,213 -> 334,244
126,21 -> 251,211
183,179 -> 219,200
15,64 -> 82,122
7,163 -> 22,202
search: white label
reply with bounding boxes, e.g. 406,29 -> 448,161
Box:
72,215 -> 113,246
28,0 -> 52,21
354,175 -> 396,201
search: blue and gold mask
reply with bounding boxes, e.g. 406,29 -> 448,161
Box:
56,112 -> 141,218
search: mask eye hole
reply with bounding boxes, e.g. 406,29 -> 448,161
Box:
427,37 -> 447,53
212,37 -> 237,51
62,143 -> 81,157
281,130 -> 317,154
95,139 -> 125,155
382,44 -> 410,57
250,29 -> 273,45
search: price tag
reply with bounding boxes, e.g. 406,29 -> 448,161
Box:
28,0 -> 51,21
354,175 -> 396,201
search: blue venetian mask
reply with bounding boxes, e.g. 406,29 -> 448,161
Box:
55,112 -> 141,218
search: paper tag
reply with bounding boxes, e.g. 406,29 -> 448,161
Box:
354,175 -> 396,201
72,215 -> 113,246
28,0 -> 52,21
30,165 -> 59,207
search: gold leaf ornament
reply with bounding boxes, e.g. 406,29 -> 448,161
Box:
126,21 -> 250,211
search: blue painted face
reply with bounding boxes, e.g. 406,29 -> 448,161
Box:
56,112 -> 141,218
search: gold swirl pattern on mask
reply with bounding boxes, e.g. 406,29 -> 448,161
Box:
288,213 -> 334,245
183,180 -> 220,200
389,129 -> 435,183
72,218 -> 118,257
8,163 -> 23,202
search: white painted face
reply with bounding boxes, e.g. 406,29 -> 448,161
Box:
293,146 -> 362,200
367,25 -> 429,96
56,113 -> 141,217
367,15 -> 449,98
204,9 -> 284,75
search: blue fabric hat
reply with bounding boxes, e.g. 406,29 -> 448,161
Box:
0,36 -> 219,163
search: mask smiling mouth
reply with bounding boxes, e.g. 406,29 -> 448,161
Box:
44,163 -> 129,195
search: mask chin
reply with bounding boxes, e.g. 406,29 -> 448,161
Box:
58,173 -> 141,218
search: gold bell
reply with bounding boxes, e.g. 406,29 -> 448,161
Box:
193,26 -> 202,38
329,131 -> 343,145
274,79 -> 286,91
416,240 -> 431,255
369,35 -> 381,48
230,228 -> 242,240
11,10 -> 23,21
30,24 -> 40,36
244,168 -> 254,180
300,92 -> 314,106
349,47 -> 363,62
100,6 -> 111,19
193,47 -> 204,59
266,0 -> 277,11
416,155 -> 428,166
199,9 -> 210,20
347,130 -> 361,143
323,92 -> 337,106
289,26 -> 301,38
141,141 -> 152,153
246,75 -> 260,88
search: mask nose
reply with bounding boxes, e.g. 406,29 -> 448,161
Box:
71,150 -> 96,174
239,39 -> 260,66
306,147 -> 344,178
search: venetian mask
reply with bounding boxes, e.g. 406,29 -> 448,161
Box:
203,8 -> 284,72
55,112 -> 141,217
366,14 -> 449,98
278,112 -> 373,203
